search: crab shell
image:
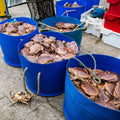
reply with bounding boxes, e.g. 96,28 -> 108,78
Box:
103,82 -> 115,98
100,71 -> 119,83
81,83 -> 98,97
97,88 -> 110,102
68,67 -> 91,80
96,101 -> 118,110
113,82 -> 120,99
11,92 -> 32,103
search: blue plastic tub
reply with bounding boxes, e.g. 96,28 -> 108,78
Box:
41,16 -> 83,45
18,31 -> 80,97
0,17 -> 38,67
83,0 -> 100,11
56,0 -> 87,19
63,54 -> 120,120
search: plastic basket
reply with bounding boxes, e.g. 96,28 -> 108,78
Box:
27,0 -> 55,21
64,54 -> 120,120
56,0 -> 87,19
104,11 -> 120,33
18,31 -> 80,97
41,16 -> 84,45
0,17 -> 39,67
101,27 -> 120,49
107,0 -> 120,16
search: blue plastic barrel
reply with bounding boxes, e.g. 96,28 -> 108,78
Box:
56,0 -> 87,19
41,16 -> 83,45
64,54 -> 120,120
18,31 -> 80,97
83,0 -> 100,11
0,17 -> 38,67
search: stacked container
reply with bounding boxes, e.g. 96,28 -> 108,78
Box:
101,0 -> 120,49
104,0 -> 120,33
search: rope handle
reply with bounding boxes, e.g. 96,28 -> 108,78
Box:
23,67 -> 41,96
69,54 -> 101,84
73,21 -> 86,31
73,26 -> 87,31
61,10 -> 76,16
38,21 -> 86,32
38,22 -> 61,32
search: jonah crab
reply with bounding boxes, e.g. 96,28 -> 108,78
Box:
10,68 -> 41,106
68,66 -> 120,111
44,22 -> 76,33
0,21 -> 36,36
20,34 -> 79,64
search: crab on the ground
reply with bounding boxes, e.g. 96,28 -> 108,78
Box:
10,68 -> 40,106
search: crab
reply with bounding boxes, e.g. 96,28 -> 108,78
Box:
103,82 -> 115,99
81,83 -> 98,99
26,56 -> 38,63
55,22 -> 75,29
41,42 -> 50,48
99,71 -> 119,83
18,25 -> 26,35
64,3 -> 72,7
10,68 -> 40,106
42,37 -> 55,43
97,88 -> 110,102
109,99 -> 120,110
55,22 -> 64,29
56,40 -> 65,48
113,82 -> 120,99
96,101 -> 118,110
73,80 -> 81,87
29,43 -> 43,55
5,26 -> 18,33
37,56 -> 53,64
61,53 -> 76,60
56,47 -> 68,55
72,2 -> 82,7
26,25 -> 36,33
32,34 -> 45,42
20,48 -> 29,57
0,21 -> 36,36
13,21 -> 23,26
24,41 -> 34,48
68,67 -> 91,80
10,91 -> 32,106
63,23 -> 75,29
20,33 -> 79,64
65,41 -> 79,54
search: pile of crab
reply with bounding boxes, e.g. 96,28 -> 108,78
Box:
0,21 -> 36,36
20,33 -> 79,64
63,2 -> 83,7
68,67 -> 120,111
45,22 -> 76,32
